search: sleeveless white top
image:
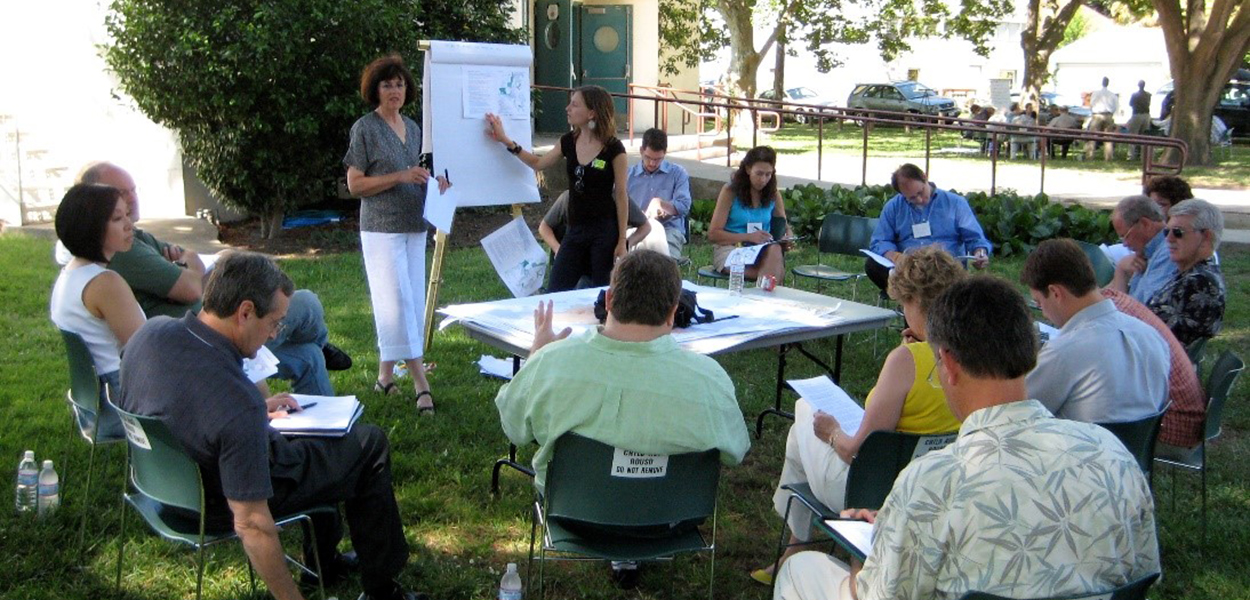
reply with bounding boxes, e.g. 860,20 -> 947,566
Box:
50,263 -> 122,375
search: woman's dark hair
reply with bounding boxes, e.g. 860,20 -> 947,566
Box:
730,146 -> 778,209
574,85 -> 617,144
55,184 -> 121,263
360,54 -> 418,108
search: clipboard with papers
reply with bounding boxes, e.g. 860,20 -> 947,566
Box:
822,519 -> 874,561
269,394 -> 364,437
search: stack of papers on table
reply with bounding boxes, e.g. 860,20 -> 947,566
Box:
270,394 -> 363,437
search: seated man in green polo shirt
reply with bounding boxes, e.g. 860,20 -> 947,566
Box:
76,161 -> 351,395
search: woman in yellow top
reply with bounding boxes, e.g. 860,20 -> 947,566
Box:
752,246 -> 965,584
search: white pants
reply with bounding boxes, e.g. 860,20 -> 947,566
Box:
361,230 -> 427,362
774,552 -> 853,600
772,398 -> 851,541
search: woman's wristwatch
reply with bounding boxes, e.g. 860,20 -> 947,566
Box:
507,141 -> 522,155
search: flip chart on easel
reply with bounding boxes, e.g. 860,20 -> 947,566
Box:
422,41 -> 540,209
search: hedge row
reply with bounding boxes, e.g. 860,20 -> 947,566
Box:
689,183 -> 1116,257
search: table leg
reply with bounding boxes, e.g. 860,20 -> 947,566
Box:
755,339 -> 844,438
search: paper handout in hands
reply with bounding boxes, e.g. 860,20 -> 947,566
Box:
860,249 -> 894,269
824,519 -> 874,561
424,178 -> 458,233
787,375 -> 864,436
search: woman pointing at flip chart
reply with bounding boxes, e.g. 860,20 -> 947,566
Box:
344,54 -> 449,416
486,85 -> 629,292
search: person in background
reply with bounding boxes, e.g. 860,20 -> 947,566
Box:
1109,195 -> 1173,304
344,54 -> 449,415
708,145 -> 793,282
1086,76 -> 1119,160
1046,106 -> 1082,159
1146,199 -> 1225,346
1127,80 -> 1153,160
50,184 -> 146,438
487,85 -> 628,292
627,128 -> 692,260
538,191 -> 655,289
866,163 -> 991,292
751,247 -> 964,586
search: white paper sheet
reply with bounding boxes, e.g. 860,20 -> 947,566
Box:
860,249 -> 895,269
462,65 -> 530,119
423,179 -> 458,233
727,244 -> 766,266
1100,243 -> 1133,265
1037,321 -> 1061,342
242,345 -> 280,384
481,217 -> 548,297
788,375 -> 864,436
825,520 -> 874,559
478,354 -> 522,380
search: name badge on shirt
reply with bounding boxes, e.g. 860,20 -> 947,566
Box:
912,222 -> 932,239
591,158 -> 606,170
746,222 -> 764,233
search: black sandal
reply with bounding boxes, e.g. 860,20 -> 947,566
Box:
374,380 -> 399,395
415,390 -> 435,416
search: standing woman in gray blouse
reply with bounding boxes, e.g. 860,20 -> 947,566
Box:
344,54 -> 448,415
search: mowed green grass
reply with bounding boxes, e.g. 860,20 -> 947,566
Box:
0,233 -> 1247,599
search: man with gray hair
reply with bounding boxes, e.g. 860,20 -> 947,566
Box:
1146,198 -> 1225,345
119,252 -> 422,600
1110,194 -> 1173,303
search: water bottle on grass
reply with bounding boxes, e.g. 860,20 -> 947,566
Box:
14,451 -> 37,513
498,562 -> 522,600
37,460 -> 59,518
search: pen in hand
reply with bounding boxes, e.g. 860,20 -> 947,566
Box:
297,402 -> 317,412
443,169 -> 451,185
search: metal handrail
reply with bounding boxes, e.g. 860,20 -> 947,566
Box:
625,84 -> 724,161
530,85 -> 1187,195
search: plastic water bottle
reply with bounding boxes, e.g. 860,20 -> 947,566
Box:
36,460 -> 59,518
14,451 -> 37,513
498,562 -> 522,600
728,252 -> 746,296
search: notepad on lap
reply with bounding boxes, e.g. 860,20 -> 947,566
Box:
787,375 -> 864,435
270,394 -> 363,437
825,519 -> 874,561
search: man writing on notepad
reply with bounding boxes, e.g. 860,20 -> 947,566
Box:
119,252 -> 423,600
774,276 -> 1159,600
866,164 -> 992,293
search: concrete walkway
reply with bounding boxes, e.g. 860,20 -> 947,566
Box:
8,217 -> 229,256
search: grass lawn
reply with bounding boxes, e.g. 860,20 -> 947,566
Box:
0,233 -> 1247,599
767,124 -> 1250,190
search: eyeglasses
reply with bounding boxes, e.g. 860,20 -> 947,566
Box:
1164,226 -> 1205,239
574,165 -> 585,193
926,347 -> 945,389
1118,221 -> 1139,243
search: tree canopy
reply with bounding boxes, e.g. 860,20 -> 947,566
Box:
104,0 -> 520,235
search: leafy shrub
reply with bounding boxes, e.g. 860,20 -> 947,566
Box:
689,184 -> 1115,256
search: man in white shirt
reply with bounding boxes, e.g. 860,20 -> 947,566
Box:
1086,76 -> 1119,160
1022,239 -> 1169,423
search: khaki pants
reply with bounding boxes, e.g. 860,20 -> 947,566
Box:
774,552 -> 854,600
1085,113 -> 1117,160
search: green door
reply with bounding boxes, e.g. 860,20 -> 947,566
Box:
534,0 -> 574,133
577,5 -> 631,128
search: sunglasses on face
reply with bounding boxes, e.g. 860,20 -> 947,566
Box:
1164,226 -> 1204,239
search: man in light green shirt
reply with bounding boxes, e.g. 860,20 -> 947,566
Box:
494,250 -> 751,494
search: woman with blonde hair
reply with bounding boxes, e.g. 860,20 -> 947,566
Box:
751,246 -> 966,584
487,85 -> 628,291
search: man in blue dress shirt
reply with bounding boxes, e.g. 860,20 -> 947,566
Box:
1108,194 -> 1175,303
625,128 -> 692,260
866,164 -> 992,291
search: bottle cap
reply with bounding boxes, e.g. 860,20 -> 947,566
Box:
24,450 -> 34,459
506,562 -> 517,571
42,460 -> 53,468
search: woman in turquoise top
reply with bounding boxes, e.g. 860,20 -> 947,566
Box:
709,146 -> 793,281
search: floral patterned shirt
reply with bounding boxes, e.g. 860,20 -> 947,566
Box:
1145,258 -> 1225,346
856,400 -> 1160,600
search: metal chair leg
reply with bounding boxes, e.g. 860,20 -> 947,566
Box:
77,441 -> 98,561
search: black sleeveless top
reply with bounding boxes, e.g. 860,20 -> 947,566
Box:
560,131 -> 626,226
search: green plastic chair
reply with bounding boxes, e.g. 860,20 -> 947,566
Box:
773,430 -> 956,573
528,433 -> 721,599
791,214 -> 879,298
1185,336 -> 1209,377
111,403 -> 332,600
59,329 -> 126,557
958,572 -> 1159,599
1075,240 -> 1116,287
1155,350 -> 1244,551
1097,407 -> 1168,479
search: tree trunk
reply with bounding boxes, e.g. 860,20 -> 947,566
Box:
1020,0 -> 1083,111
1153,0 -> 1250,167
718,0 -> 762,98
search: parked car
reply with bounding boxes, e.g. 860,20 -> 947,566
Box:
1156,70 -> 1250,136
846,81 -> 960,122
757,86 -> 839,123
